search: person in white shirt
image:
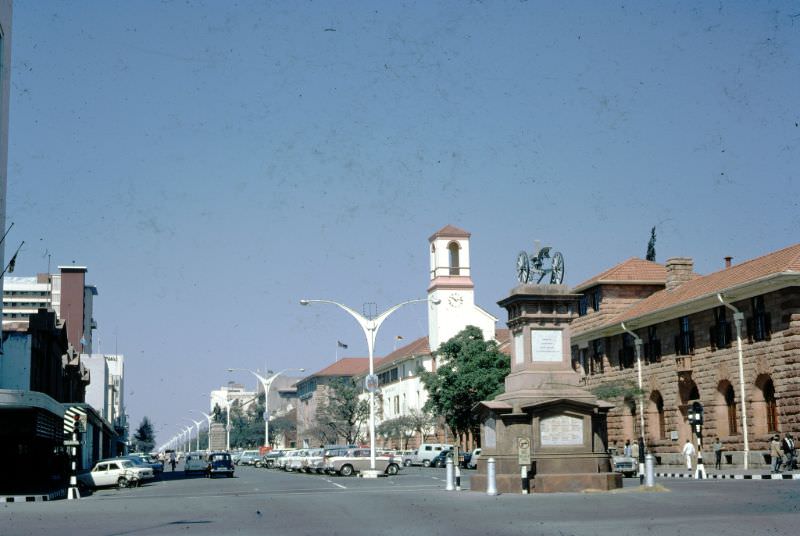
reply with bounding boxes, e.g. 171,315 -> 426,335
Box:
681,439 -> 696,471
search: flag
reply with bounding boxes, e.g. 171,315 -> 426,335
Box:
6,252 -> 17,273
337,341 -> 348,349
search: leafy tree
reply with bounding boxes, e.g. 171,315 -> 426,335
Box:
133,416 -> 156,453
646,226 -> 656,262
419,326 -> 510,445
315,377 -> 370,445
269,414 -> 297,447
406,409 -> 437,443
377,415 -> 416,448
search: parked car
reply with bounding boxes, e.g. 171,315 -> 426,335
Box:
259,450 -> 284,469
184,451 -> 209,474
612,454 -> 638,477
303,448 -> 326,473
430,449 -> 453,468
206,451 -> 235,478
126,453 -> 164,474
467,448 -> 481,469
402,450 -> 418,467
413,443 -> 454,467
326,448 -> 400,476
237,450 -> 262,466
78,459 -> 154,490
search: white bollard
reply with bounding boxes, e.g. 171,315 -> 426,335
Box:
645,454 -> 655,488
455,464 -> 462,491
445,457 -> 455,491
486,457 -> 498,496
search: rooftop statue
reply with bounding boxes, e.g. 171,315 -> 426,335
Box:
516,244 -> 564,285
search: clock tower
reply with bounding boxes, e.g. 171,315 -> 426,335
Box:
427,225 -> 496,352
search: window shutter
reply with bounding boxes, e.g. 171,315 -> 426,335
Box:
709,326 -> 717,351
725,322 -> 732,348
689,331 -> 695,354
618,349 -> 623,370
746,317 -> 754,343
765,313 -> 772,341
674,335 -> 681,356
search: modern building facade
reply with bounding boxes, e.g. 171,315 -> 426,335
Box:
570,244 -> 800,465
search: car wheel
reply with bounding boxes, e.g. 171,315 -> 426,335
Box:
339,464 -> 354,477
403,459 -> 412,467
386,464 -> 399,476
117,477 -> 129,489
422,460 -> 431,468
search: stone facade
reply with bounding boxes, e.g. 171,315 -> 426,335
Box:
570,247 -> 800,467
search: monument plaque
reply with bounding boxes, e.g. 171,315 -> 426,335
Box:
540,415 -> 583,446
531,330 -> 562,362
484,417 -> 497,448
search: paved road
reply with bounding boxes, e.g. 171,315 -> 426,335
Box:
2,464 -> 799,535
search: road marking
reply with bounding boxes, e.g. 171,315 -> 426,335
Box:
325,479 -> 347,489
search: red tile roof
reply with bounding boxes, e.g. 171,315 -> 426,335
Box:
429,224 -> 471,241
309,357 -> 369,377
374,336 -> 430,370
579,243 -> 800,335
495,328 -> 512,356
573,258 -> 666,292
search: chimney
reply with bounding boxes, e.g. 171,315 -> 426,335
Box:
665,257 -> 693,291
724,256 -> 733,268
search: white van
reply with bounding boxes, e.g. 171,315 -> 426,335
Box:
413,443 -> 454,467
184,451 -> 208,474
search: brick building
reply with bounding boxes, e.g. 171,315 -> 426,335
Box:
570,244 -> 800,466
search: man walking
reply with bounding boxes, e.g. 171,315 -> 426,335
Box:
682,439 -> 696,472
781,433 -> 795,471
713,438 -> 724,470
770,434 -> 783,473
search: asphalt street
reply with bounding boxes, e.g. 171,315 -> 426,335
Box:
2,464 -> 799,536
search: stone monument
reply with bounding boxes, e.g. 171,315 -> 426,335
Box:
471,247 -> 621,493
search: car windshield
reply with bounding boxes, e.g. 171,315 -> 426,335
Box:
119,460 -> 134,468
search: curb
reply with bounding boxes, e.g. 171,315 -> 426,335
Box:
656,472 -> 800,480
0,488 -> 67,503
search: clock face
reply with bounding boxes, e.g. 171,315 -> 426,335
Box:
448,293 -> 464,307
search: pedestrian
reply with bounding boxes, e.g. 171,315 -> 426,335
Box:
169,451 -> 177,472
623,439 -> 632,458
770,434 -> 783,473
631,440 -> 640,462
781,433 -> 795,471
712,438 -> 723,470
682,439 -> 696,471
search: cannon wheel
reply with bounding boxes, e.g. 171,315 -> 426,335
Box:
550,251 -> 564,284
516,251 -> 530,284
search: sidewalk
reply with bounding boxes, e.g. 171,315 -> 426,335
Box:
0,488 -> 66,503
654,464 -> 800,480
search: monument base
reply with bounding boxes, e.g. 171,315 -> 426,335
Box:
533,472 -> 622,493
471,471 -> 622,494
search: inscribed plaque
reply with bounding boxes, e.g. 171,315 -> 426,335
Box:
540,415 -> 584,446
484,417 -> 496,448
531,330 -> 563,362
514,331 -> 524,365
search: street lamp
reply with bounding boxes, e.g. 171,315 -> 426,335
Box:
191,410 -> 214,451
187,418 -> 203,451
228,367 -> 305,449
300,297 -> 439,475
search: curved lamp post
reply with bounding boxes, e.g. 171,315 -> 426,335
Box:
187,418 -> 203,451
191,410 -> 214,451
300,297 -> 439,474
228,367 -> 305,449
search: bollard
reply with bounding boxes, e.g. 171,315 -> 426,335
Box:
455,464 -> 461,491
645,454 -> 655,488
445,457 -> 455,491
486,457 -> 498,496
521,465 -> 529,494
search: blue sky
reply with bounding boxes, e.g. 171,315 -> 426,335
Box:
6,1 -> 799,442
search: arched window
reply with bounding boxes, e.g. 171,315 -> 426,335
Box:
764,379 -> 778,433
648,392 -> 666,441
725,384 -> 737,435
448,242 -> 460,276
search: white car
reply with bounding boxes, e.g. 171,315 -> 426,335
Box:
78,459 -> 154,489
467,448 -> 481,469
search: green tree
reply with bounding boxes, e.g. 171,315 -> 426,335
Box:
133,416 -> 156,453
377,415 -> 416,448
646,226 -> 656,262
419,326 -> 510,445
316,378 -> 370,445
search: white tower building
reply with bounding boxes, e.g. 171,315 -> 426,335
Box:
426,225 -> 497,352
